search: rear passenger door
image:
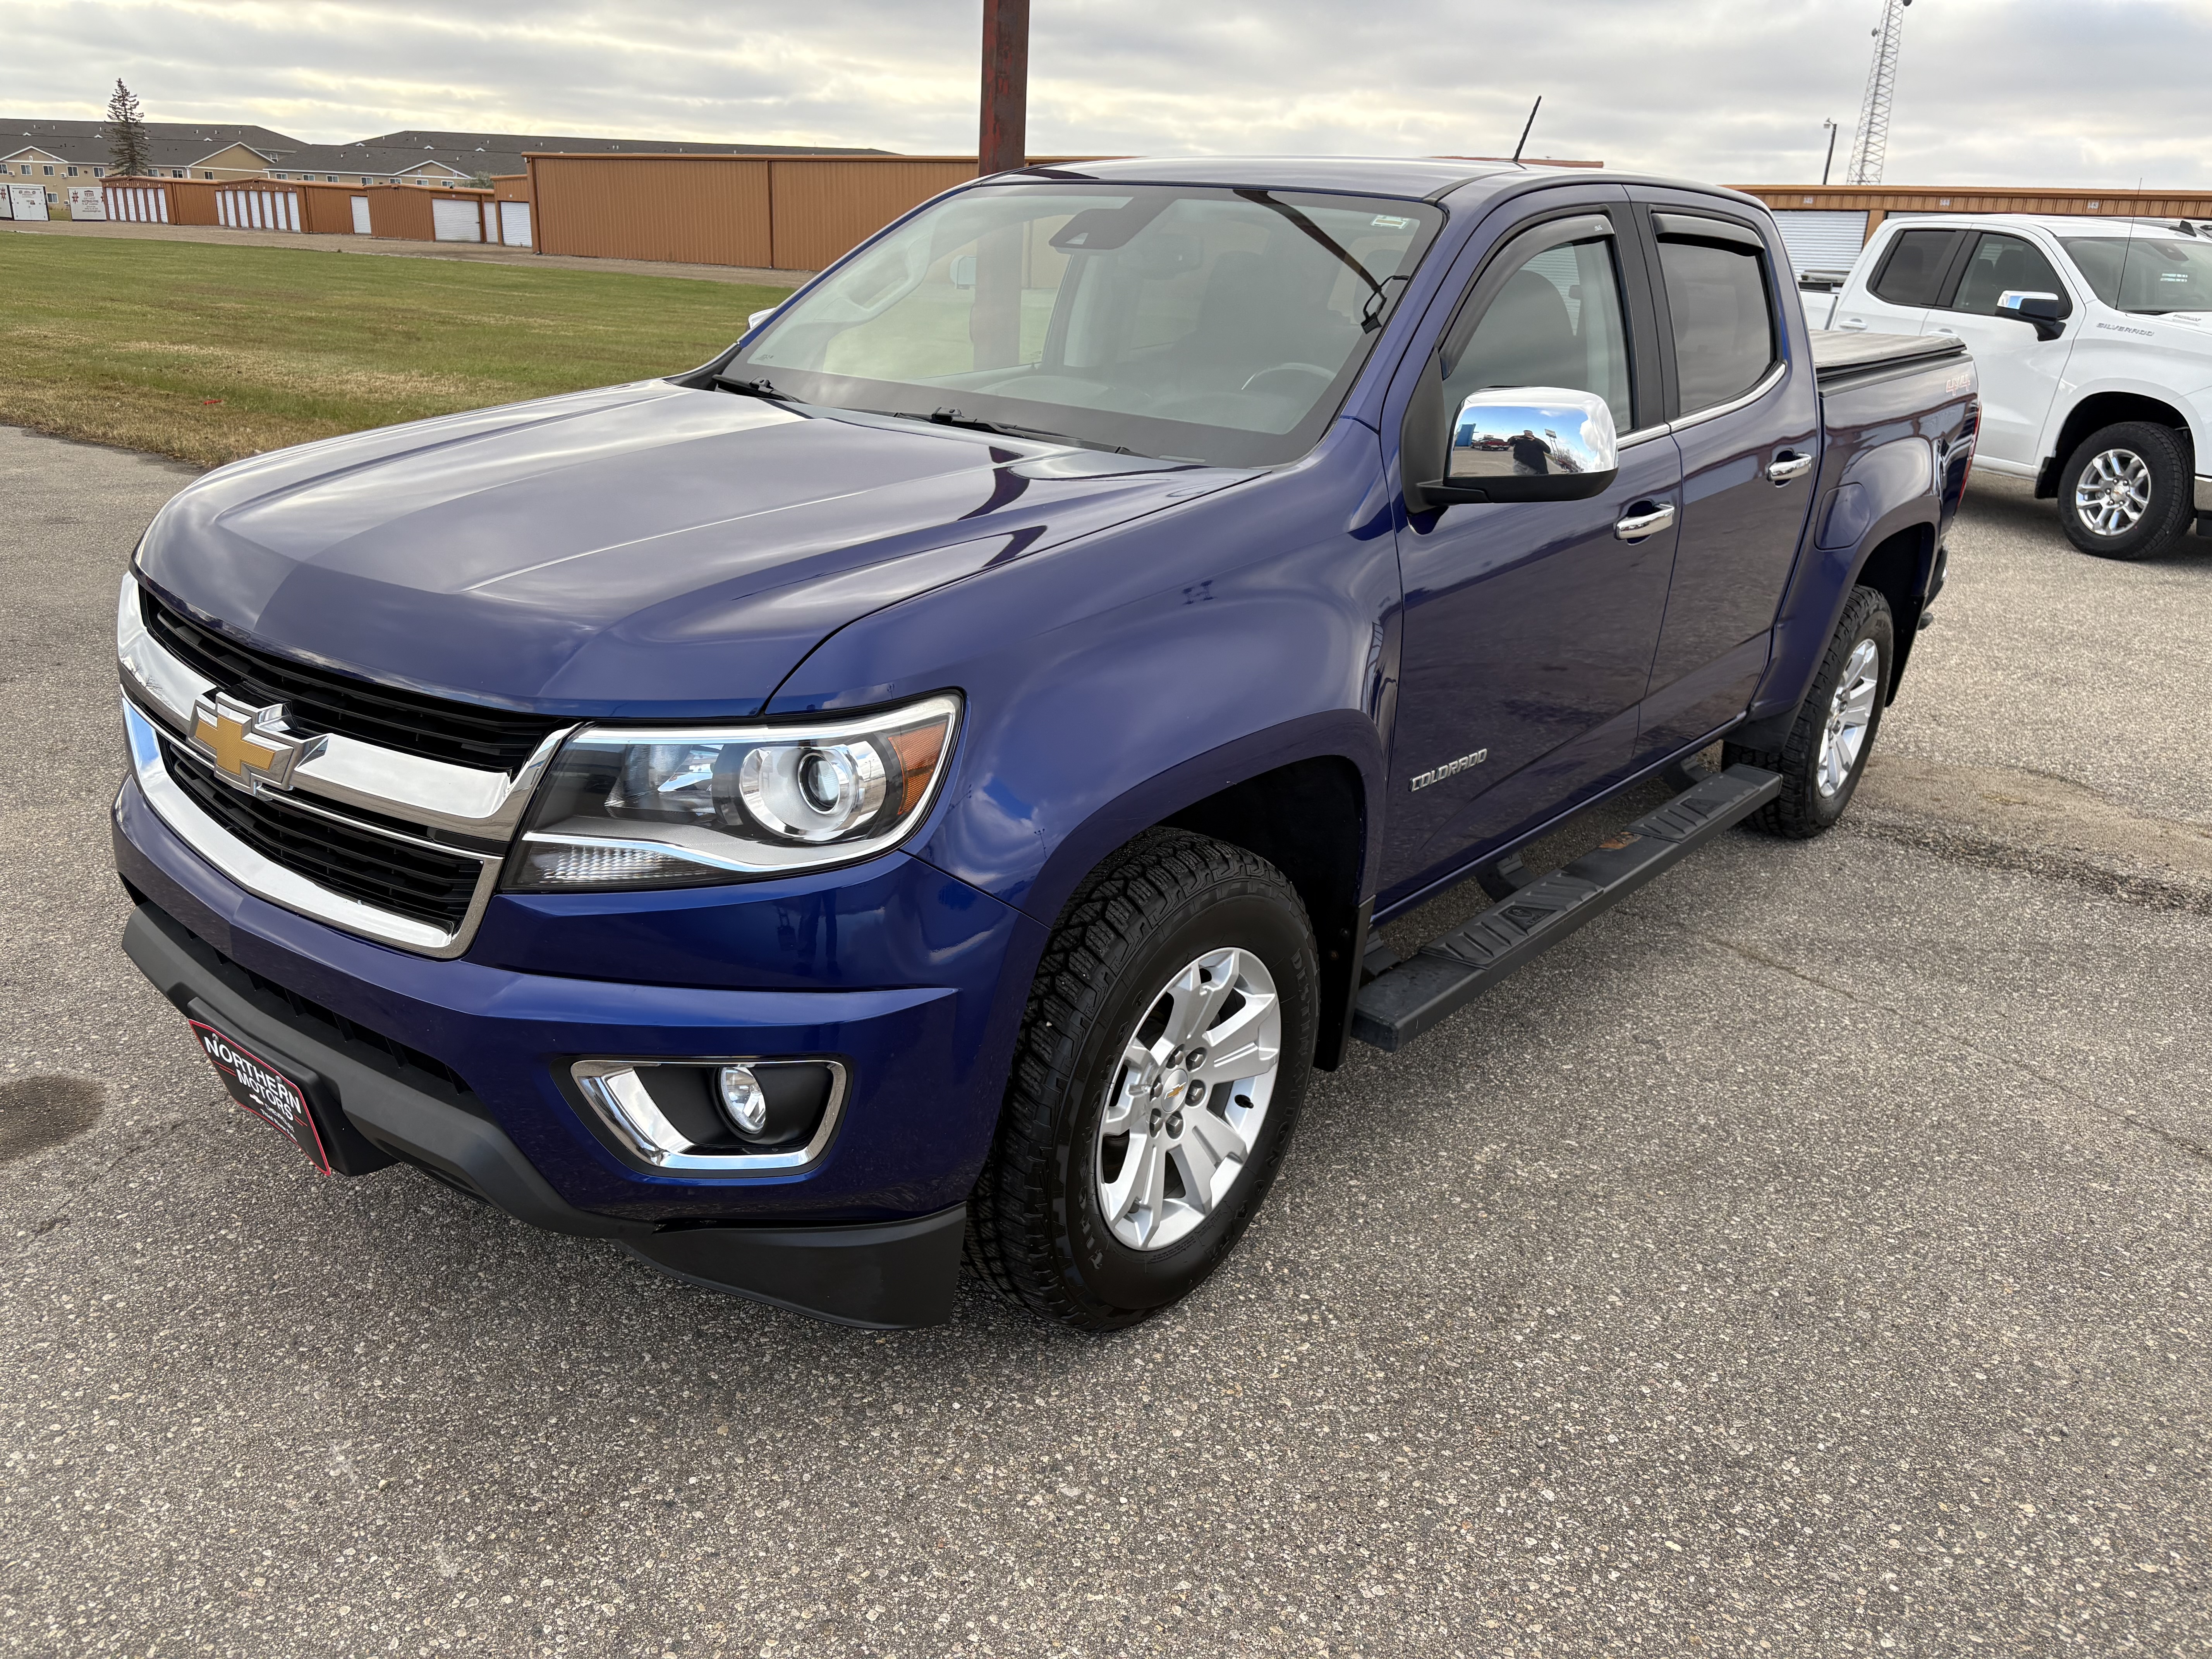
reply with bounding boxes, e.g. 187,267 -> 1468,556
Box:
1630,197 -> 1822,758
1831,225 -> 1965,335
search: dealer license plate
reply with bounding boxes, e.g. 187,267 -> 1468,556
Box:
187,1017 -> 335,1174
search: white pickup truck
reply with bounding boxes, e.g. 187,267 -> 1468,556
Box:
1802,213 -> 2212,561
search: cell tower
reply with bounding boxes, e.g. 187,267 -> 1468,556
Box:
1844,0 -> 1913,186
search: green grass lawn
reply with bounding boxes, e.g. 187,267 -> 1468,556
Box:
0,234 -> 792,468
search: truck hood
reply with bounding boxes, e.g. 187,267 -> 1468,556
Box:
137,380 -> 1242,717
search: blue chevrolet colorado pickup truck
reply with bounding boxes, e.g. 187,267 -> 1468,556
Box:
113,157 -> 1978,1331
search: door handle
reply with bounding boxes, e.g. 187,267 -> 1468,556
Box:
1614,501 -> 1676,543
1767,452 -> 1814,484
1838,318 -> 1868,331
1933,326 -> 1959,337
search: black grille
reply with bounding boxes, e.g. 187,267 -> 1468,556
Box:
144,590 -> 565,774
162,738 -> 483,934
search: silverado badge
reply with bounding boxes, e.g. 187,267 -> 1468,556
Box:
188,693 -> 319,791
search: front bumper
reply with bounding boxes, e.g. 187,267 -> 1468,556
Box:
113,764 -> 1042,1328
128,898 -> 965,1326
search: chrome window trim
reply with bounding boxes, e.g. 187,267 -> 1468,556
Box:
571,1058 -> 849,1175
117,573 -> 571,840
1664,359 -> 1788,435
1617,424 -> 1671,449
121,697 -> 498,959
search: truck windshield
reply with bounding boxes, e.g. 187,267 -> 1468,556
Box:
2060,235 -> 2212,313
736,183 -> 1444,466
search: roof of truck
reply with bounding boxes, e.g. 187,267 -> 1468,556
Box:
1879,212 -> 2210,239
1001,156 -> 1530,199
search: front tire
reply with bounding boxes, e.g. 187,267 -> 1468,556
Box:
968,829 -> 1317,1331
2057,421 -> 2194,561
1726,585 -> 1893,840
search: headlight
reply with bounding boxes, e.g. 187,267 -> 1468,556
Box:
507,694 -> 960,891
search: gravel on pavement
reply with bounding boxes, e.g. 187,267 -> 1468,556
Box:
2,425 -> 2207,1658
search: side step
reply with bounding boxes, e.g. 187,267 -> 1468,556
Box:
1352,764 -> 1782,1053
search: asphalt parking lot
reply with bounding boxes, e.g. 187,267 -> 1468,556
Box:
3,423 -> 2208,1658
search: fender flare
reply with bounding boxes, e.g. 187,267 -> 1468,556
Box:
1735,496 -> 1938,750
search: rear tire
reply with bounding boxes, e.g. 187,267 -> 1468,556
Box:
1726,585 -> 1893,840
2057,421 -> 2194,561
968,829 -> 1317,1331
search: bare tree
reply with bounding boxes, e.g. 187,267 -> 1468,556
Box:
106,79 -> 149,178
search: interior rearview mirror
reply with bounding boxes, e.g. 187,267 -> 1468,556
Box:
1996,290 -> 2066,341
1422,387 -> 1620,505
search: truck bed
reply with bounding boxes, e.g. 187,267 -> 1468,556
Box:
1810,329 -> 1968,385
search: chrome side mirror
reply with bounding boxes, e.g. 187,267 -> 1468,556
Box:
1996,289 -> 2066,341
1434,387 -> 1620,504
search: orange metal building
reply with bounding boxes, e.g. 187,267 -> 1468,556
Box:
522,153 -> 1105,272
1739,183 -> 2212,262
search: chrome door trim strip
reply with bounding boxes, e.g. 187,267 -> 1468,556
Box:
1664,361 -> 1789,436
122,697 -> 498,959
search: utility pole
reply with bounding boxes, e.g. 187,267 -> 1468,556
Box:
1844,0 -> 1913,186
979,0 -> 1030,177
1821,118 -> 1839,187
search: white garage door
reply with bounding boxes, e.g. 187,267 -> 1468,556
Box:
498,200 -> 532,248
431,198 -> 483,242
350,195 -> 371,235
1770,210 -> 1870,276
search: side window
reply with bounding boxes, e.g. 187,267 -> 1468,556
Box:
1656,232 -> 1777,413
1870,228 -> 1960,306
1443,235 -> 1633,434
1948,232 -> 2071,318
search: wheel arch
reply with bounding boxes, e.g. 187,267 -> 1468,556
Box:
2035,390 -> 2198,498
1015,716 -> 1383,1076
1852,521 -> 1936,702
1163,754 -> 1370,1072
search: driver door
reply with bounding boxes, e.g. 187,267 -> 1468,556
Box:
1382,205 -> 1681,903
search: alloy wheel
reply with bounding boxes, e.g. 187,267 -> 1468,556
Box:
2073,448 -> 2152,536
1817,637 -> 1881,799
1095,947 -> 1283,1251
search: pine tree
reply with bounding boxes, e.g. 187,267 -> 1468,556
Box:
106,79 -> 149,179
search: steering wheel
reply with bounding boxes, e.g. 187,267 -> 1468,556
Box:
1240,363 -> 1336,396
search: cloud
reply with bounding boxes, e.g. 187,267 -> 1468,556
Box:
8,0 -> 2209,187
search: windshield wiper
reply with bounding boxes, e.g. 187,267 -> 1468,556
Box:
715,374 -> 794,401
882,407 -> 1080,445
1235,189 -> 1398,331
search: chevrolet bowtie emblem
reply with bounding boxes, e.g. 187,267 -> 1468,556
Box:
188,693 -> 319,791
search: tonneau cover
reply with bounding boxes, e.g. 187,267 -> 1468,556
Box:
1810,330 -> 1968,381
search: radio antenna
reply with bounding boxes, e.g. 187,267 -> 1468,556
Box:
1511,97 -> 1542,163
2115,177 -> 2144,312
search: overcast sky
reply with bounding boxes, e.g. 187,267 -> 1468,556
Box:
7,0 -> 2209,187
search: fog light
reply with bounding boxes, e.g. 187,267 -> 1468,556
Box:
716,1065 -> 769,1137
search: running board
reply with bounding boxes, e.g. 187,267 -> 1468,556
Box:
1352,764 -> 1782,1053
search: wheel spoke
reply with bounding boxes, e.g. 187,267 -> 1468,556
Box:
1102,1131 -> 1166,1242
1839,680 -> 1877,723
1188,1104 -> 1250,1165
1163,950 -> 1237,1047
1171,1131 -> 1222,1215
1194,994 -> 1278,1082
